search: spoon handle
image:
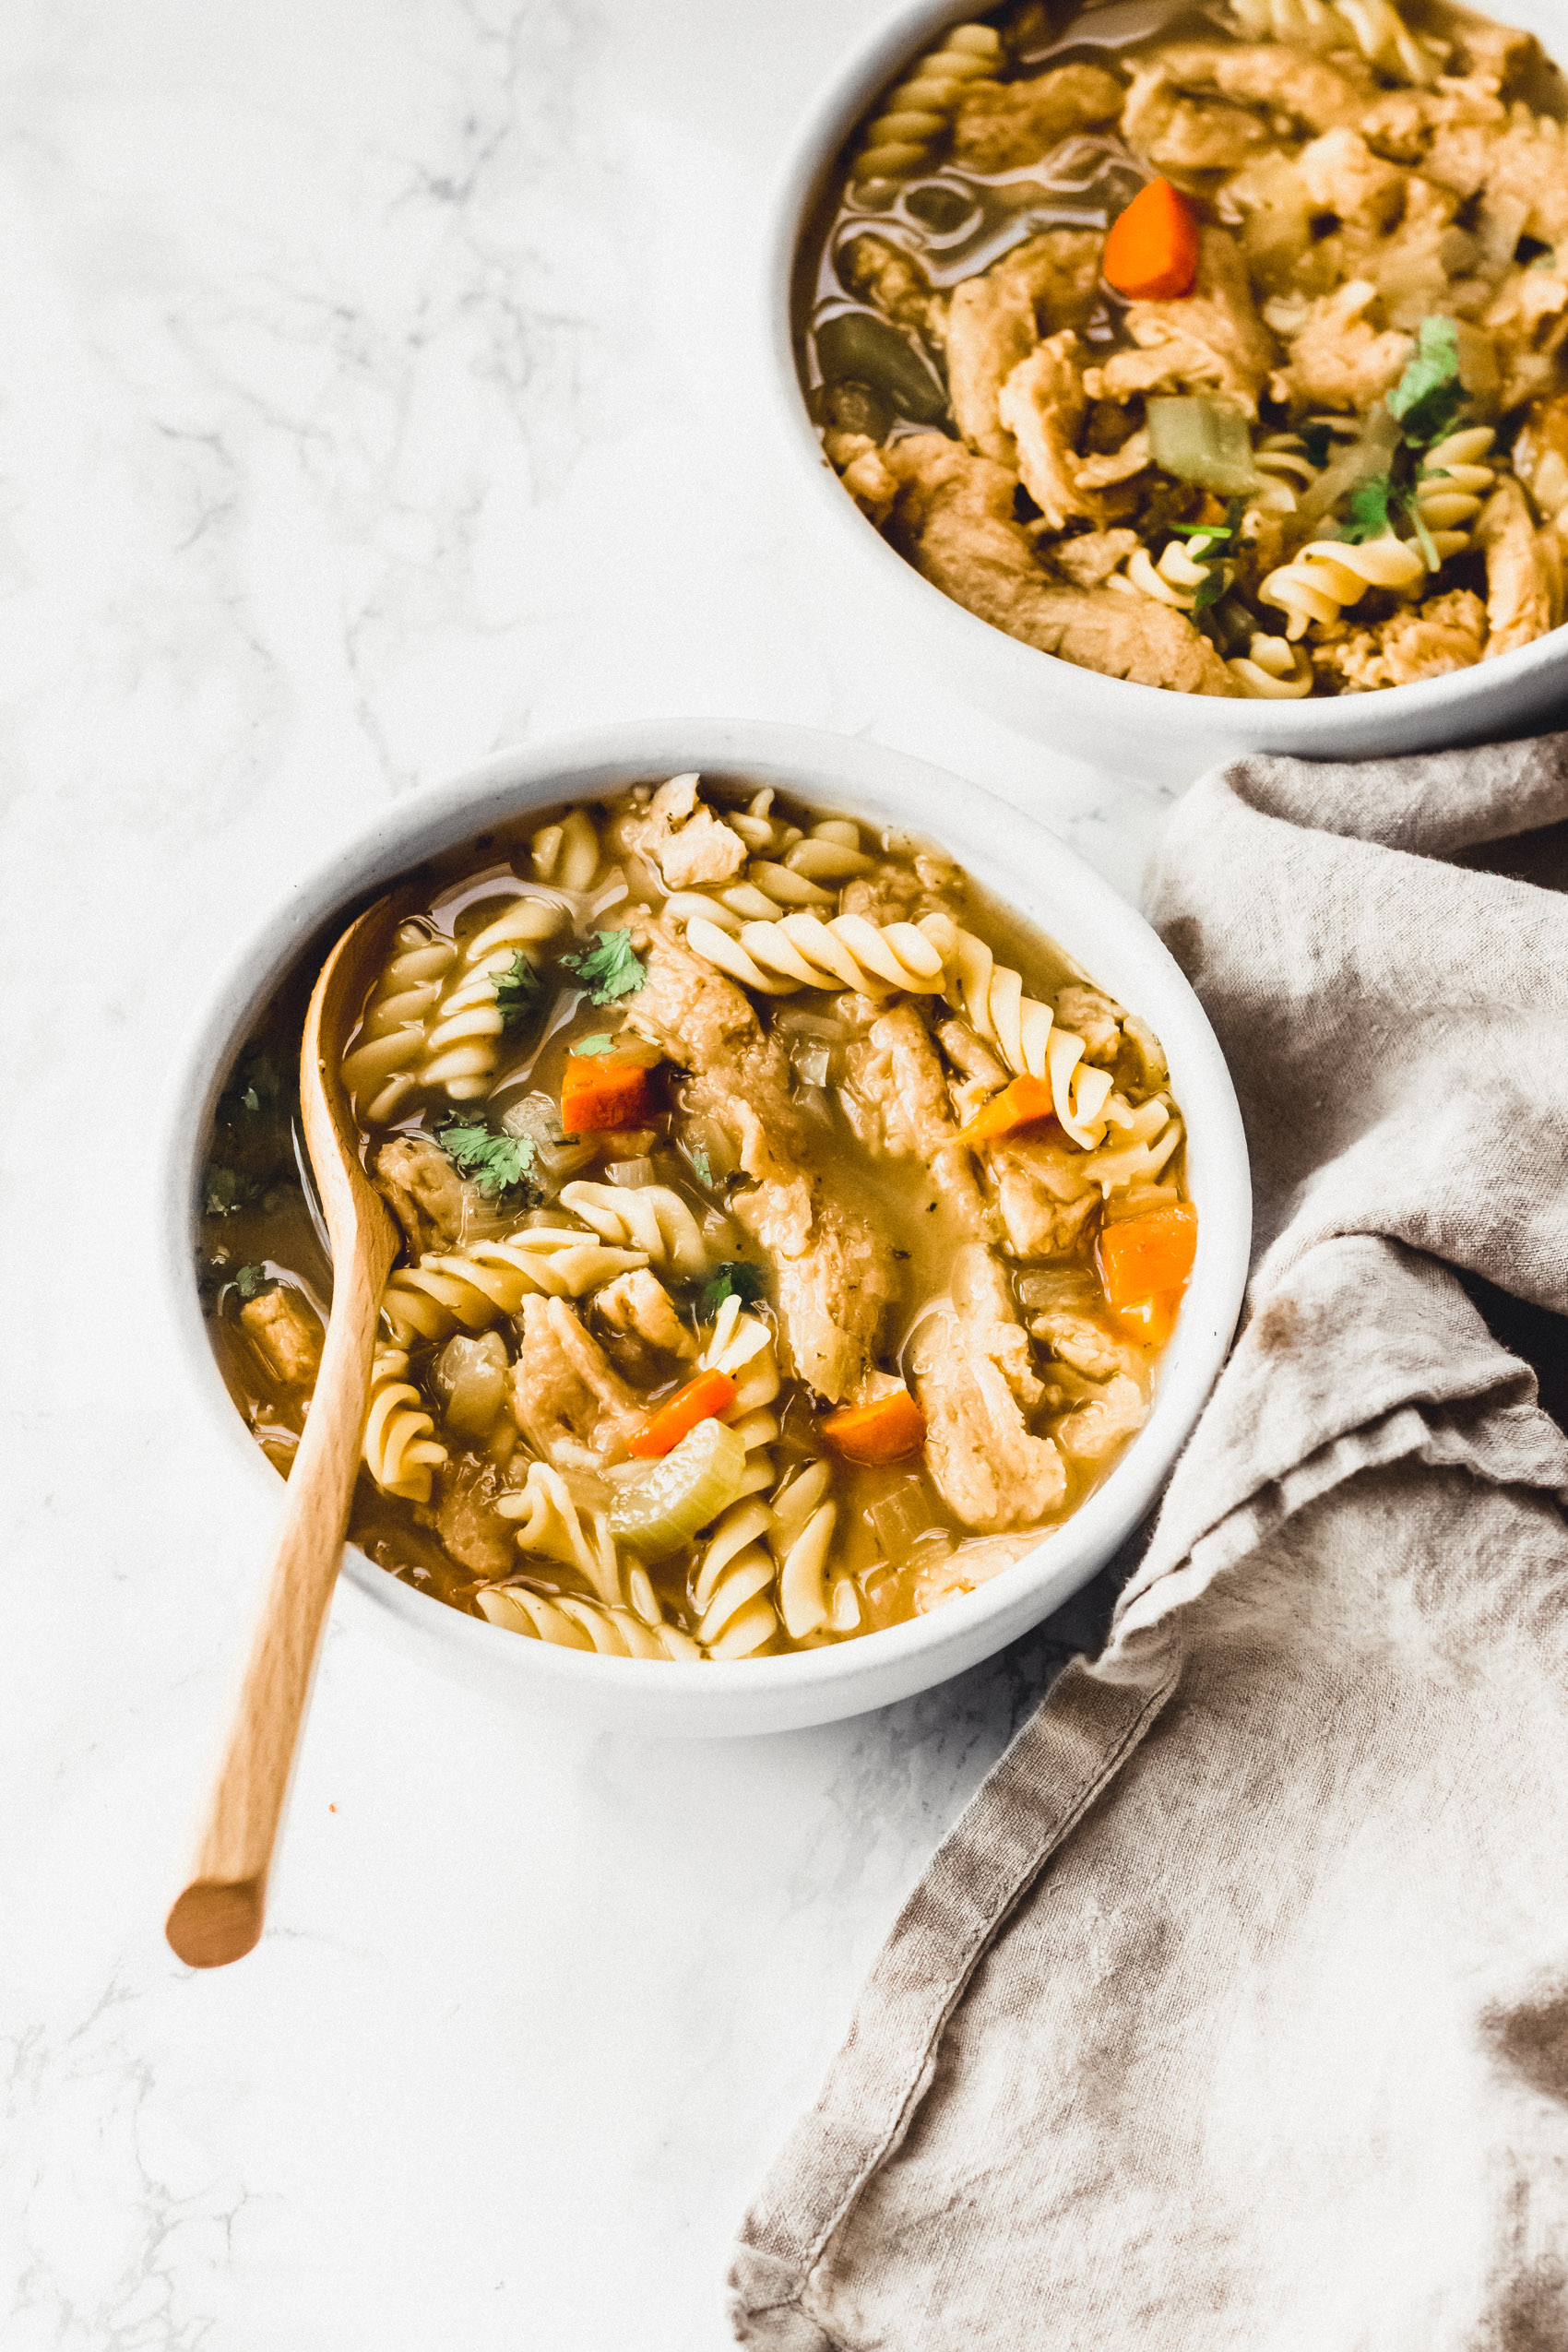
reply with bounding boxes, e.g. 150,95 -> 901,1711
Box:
164,1231 -> 387,1968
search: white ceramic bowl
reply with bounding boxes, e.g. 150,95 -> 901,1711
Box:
161,719 -> 1250,1736
764,0 -> 1568,786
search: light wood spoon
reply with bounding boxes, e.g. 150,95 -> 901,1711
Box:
166,897 -> 402,1969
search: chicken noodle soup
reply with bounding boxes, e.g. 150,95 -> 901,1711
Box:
798,0 -> 1568,695
200,776 -> 1195,1661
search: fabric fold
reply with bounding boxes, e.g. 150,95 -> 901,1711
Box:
731,732 -> 1568,2352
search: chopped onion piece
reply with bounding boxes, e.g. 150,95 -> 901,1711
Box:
1146,396 -> 1260,495
607,1157 -> 655,1188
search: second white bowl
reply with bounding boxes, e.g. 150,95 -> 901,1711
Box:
764,0 -> 1568,786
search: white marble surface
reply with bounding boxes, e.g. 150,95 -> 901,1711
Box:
1,4 -> 1172,2343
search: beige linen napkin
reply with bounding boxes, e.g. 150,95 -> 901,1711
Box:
729,733 -> 1568,2350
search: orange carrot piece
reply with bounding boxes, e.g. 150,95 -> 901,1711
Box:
1099,1202 -> 1199,1309
560,1055 -> 655,1134
1103,179 -> 1200,301
823,1387 -> 928,1466
1113,1287 -> 1185,1348
955,1073 -> 1058,1149
627,1367 -> 738,1458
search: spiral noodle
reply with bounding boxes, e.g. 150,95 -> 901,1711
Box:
557,1182 -> 711,1278
701,1297 -> 782,1417
478,1580 -> 698,1661
1114,539 -> 1215,611
362,1348 -> 447,1502
530,808 -> 601,891
495,1459 -> 620,1606
1228,631 -> 1313,698
1228,0 -> 1436,81
917,915 -> 1112,1147
684,910 -> 946,997
382,1229 -> 647,1346
1083,1095 -> 1184,1195
1258,534 -> 1425,638
341,896 -> 566,1123
1252,433 -> 1318,517
680,1303 -> 788,1657
1413,428 -> 1496,561
661,816 -> 878,932
853,21 -> 1002,182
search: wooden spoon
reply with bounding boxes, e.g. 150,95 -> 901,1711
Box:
166,897 -> 402,1968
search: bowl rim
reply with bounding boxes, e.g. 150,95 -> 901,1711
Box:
759,0 -> 1568,737
160,716 -> 1252,1706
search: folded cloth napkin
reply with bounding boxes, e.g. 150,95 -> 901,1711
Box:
730,733 -> 1568,2350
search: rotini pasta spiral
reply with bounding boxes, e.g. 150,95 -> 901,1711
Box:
341,897 -> 566,1122
1251,434 -> 1318,517
382,1229 -> 647,1346
362,1348 -> 447,1502
1083,1095 -> 1184,1194
701,1297 -> 782,1417
684,910 -> 946,997
1228,0 -> 1436,80
918,915 -> 1113,1147
1258,534 -> 1425,638
477,1580 -> 698,1660
557,1182 -> 712,1279
495,1459 -> 620,1606
1228,632 -> 1313,698
530,808 -> 601,891
1413,428 -> 1496,560
1114,539 -> 1214,611
853,21 -> 1001,182
339,923 -> 457,1125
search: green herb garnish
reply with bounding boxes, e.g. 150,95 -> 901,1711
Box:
699,1261 -> 766,1315
563,929 -> 646,1006
232,1263 -> 273,1301
1182,500 -> 1244,627
687,1146 -> 714,1188
572,1033 -> 617,1057
204,1166 -> 262,1217
1339,475 -> 1394,542
493,952 -> 547,1033
1387,316 -> 1467,448
436,1116 -> 539,1199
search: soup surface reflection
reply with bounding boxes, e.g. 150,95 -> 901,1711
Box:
201,775 -> 1195,1661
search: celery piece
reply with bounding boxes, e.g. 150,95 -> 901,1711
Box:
1146,397 -> 1260,495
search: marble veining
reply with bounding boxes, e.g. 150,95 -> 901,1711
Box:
1,2 -> 1169,2343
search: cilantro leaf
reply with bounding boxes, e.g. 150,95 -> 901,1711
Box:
700,1261 -> 766,1316
232,1263 -> 273,1301
572,1033 -> 617,1057
493,952 -> 547,1033
1387,315 -> 1467,447
563,929 -> 646,1006
687,1146 -> 714,1188
1339,475 -> 1394,542
435,1116 -> 538,1198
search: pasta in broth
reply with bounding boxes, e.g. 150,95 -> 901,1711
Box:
798,0 -> 1568,696
199,775 -> 1196,1662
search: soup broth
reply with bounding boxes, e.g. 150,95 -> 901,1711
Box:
200,775 -> 1195,1661
797,0 -> 1568,696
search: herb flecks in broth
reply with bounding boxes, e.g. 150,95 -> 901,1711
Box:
199,775 -> 1196,1660
799,0 -> 1568,696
